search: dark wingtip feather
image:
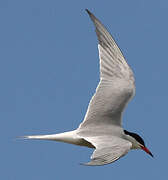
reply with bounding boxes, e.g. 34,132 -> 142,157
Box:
85,9 -> 94,19
85,9 -> 91,15
85,9 -> 98,25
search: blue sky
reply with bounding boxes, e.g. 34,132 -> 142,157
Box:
1,0 -> 167,179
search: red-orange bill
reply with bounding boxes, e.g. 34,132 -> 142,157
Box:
141,146 -> 153,157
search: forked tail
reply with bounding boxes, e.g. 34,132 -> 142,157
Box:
18,130 -> 85,145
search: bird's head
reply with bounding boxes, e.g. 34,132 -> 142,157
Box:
124,130 -> 153,157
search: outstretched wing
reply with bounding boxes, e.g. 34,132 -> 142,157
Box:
78,10 -> 135,132
82,136 -> 132,166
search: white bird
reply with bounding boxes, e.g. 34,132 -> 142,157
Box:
22,9 -> 153,166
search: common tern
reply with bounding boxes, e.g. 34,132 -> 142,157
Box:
22,9 -> 153,166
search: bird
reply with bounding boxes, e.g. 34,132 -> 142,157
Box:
22,9 -> 153,166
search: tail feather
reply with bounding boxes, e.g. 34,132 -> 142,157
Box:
17,130 -> 81,144
17,134 -> 60,140
17,135 -> 48,140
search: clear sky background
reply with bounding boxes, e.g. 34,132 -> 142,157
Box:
1,0 -> 167,179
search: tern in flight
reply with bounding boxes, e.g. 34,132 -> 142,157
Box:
23,9 -> 153,166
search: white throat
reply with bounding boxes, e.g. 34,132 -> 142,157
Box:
123,134 -> 141,149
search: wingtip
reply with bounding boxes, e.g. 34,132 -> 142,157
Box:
85,9 -> 90,14
85,9 -> 98,24
79,162 -> 91,166
80,161 -> 105,166
85,9 -> 92,16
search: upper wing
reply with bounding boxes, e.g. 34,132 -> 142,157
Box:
82,136 -> 132,166
78,10 -> 135,131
